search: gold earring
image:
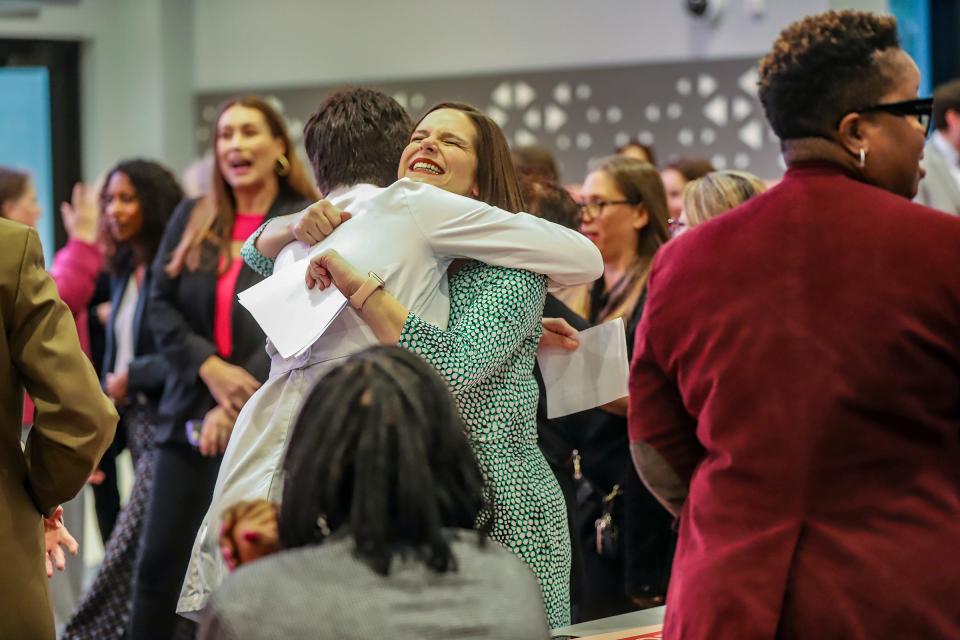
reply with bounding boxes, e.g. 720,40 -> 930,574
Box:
276,155 -> 291,177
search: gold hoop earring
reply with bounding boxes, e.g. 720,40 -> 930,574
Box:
275,154 -> 291,177
859,148 -> 867,169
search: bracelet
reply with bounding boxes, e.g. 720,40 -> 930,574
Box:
349,271 -> 386,311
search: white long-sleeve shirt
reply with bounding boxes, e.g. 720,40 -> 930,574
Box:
267,178 -> 602,373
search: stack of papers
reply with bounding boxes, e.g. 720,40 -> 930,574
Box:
237,257 -> 348,358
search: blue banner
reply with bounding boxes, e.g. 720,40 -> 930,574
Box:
0,67 -> 55,263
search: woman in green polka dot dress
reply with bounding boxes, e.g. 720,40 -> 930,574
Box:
306,104 -> 574,627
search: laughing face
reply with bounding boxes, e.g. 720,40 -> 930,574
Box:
397,108 -> 479,198
215,104 -> 286,193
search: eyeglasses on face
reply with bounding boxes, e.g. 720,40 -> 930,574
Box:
578,199 -> 638,221
852,97 -> 934,136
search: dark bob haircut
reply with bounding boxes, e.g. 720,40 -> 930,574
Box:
303,88 -> 413,194
279,346 -> 489,576
758,10 -> 900,140
100,159 -> 183,275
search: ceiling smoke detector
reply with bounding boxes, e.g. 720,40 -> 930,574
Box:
685,0 -> 727,22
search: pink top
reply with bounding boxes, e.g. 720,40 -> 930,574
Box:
214,213 -> 266,358
24,238 -> 103,424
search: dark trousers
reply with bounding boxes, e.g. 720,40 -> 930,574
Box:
93,425 -> 125,542
129,442 -> 221,640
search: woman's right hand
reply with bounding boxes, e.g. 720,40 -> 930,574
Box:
198,405 -> 236,457
219,499 -> 280,571
198,356 -> 261,414
60,182 -> 100,244
290,200 -> 352,245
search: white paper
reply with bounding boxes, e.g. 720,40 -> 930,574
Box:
237,257 -> 348,358
537,317 -> 629,419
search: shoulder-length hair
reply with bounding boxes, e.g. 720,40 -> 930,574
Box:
279,346 -> 489,576
100,159 -> 183,275
587,155 -> 671,323
415,101 -> 525,213
682,170 -> 766,228
165,95 -> 318,277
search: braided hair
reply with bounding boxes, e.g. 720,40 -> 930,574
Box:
279,346 -> 489,576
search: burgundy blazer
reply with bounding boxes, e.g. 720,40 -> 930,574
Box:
628,162 -> 960,639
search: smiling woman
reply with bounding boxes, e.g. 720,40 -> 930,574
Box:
127,96 -> 317,639
401,107 -> 480,196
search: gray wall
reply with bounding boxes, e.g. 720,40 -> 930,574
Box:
197,56 -> 783,183
2,0 -> 893,179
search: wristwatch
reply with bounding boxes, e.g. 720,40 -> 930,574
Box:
349,271 -> 386,311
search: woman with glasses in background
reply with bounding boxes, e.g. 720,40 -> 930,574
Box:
568,156 -> 675,619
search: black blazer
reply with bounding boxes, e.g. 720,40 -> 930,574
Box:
102,265 -> 167,405
149,189 -> 311,445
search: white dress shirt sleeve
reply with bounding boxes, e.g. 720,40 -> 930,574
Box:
396,178 -> 603,287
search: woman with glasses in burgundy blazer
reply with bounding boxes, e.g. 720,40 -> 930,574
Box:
629,10 -> 960,639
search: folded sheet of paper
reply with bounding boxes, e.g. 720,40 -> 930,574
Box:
537,317 -> 629,419
237,256 -> 348,358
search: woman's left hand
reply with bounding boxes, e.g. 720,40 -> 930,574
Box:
43,506 -> 79,577
198,405 -> 235,457
305,249 -> 367,297
540,317 -> 580,351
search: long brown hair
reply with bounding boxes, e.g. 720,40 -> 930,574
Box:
415,102 -> 525,213
166,96 -> 318,276
587,156 -> 670,323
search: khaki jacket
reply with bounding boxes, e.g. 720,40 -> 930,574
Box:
0,220 -> 117,640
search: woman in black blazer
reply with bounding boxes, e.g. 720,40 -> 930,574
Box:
129,96 -> 317,639
63,160 -> 183,640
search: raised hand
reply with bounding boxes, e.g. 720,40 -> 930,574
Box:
60,182 -> 101,244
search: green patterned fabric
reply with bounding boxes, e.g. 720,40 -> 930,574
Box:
400,261 -> 571,628
240,221 -> 275,277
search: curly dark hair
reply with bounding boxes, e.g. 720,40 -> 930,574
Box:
100,159 -> 183,275
758,10 -> 900,140
279,346 -> 489,576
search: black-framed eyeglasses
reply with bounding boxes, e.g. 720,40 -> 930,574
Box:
853,97 -> 934,136
578,199 -> 638,221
